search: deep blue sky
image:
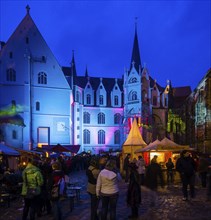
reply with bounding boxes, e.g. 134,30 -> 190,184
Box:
0,0 -> 210,90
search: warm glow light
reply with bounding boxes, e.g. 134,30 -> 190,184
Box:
150,152 -> 165,163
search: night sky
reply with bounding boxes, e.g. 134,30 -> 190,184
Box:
0,0 -> 210,90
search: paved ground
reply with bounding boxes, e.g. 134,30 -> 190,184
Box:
1,170 -> 211,220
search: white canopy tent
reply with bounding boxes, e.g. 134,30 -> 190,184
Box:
122,118 -> 147,159
135,137 -> 190,153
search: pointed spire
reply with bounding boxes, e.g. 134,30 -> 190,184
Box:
70,50 -> 77,77
26,5 -> 30,14
168,80 -> 174,108
130,17 -> 142,72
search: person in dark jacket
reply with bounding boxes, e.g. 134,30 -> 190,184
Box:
166,158 -> 174,184
49,161 -> 65,220
145,156 -> 164,207
86,157 -> 100,220
123,154 -> 131,183
176,150 -> 196,201
127,162 -> 141,219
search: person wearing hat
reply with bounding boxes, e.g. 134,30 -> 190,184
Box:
86,157 -> 100,220
176,150 -> 197,201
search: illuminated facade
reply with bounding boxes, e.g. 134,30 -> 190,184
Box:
194,69 -> 211,153
0,6 -> 200,154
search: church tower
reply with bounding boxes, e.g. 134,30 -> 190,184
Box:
124,20 -> 142,135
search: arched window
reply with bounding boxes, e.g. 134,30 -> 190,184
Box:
12,130 -> 17,139
164,97 -> 168,106
98,130 -> 105,144
83,129 -> 90,144
129,77 -> 137,83
6,68 -> 16,82
153,96 -> 157,106
142,90 -> 147,103
83,112 -> 90,124
114,95 -> 118,105
114,113 -> 121,124
98,112 -> 105,124
132,91 -> 137,100
86,94 -> 91,104
99,95 -> 103,105
36,102 -> 40,111
114,130 -> 120,144
38,72 -> 47,84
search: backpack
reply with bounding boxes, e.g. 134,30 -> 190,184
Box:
86,168 -> 97,184
51,177 -> 65,199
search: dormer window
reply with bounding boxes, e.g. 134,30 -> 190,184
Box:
76,91 -> 80,102
114,95 -> 118,105
87,84 -> 90,88
100,85 -> 103,89
165,97 -> 168,106
115,86 -> 118,90
99,95 -> 103,105
153,96 -> 157,105
86,94 -> 91,104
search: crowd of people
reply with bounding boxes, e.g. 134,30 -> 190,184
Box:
1,150 -> 211,220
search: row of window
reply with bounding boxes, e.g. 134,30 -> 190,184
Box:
84,112 -> 122,124
6,68 -> 47,84
83,129 -> 120,144
76,92 -> 119,106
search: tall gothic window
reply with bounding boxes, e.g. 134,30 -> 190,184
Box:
114,95 -> 118,105
6,68 -> 16,82
98,112 -> 105,124
83,129 -> 90,144
38,72 -> 47,84
153,96 -> 157,106
83,112 -> 90,124
99,95 -> 104,105
98,130 -> 105,144
132,91 -> 137,100
114,113 -> 121,124
114,130 -> 120,144
86,94 -> 91,104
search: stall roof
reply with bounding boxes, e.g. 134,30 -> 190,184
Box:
0,143 -> 20,156
42,144 -> 80,154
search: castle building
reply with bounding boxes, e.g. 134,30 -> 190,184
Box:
0,6 -> 193,154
